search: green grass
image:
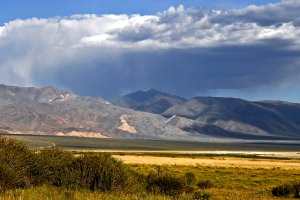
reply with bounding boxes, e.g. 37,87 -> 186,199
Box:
2,135 -> 300,199
1,185 -> 177,200
129,164 -> 300,199
2,165 -> 299,200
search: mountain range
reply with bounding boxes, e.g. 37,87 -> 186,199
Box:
1,84 -> 300,142
115,88 -> 300,141
0,84 -> 201,141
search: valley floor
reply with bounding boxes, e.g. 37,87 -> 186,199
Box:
1,162 -> 300,200
2,135 -> 300,199
3,134 -> 300,152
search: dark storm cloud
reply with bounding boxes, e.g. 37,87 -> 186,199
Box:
31,38 -> 300,98
0,1 -> 299,99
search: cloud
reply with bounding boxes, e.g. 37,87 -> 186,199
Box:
209,0 -> 300,26
0,0 -> 300,100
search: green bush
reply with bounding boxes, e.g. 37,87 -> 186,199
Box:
146,168 -> 193,196
294,182 -> 300,198
0,162 -> 19,192
36,147 -> 74,186
0,137 -> 38,189
0,137 -> 132,193
271,182 -> 300,198
197,180 -> 214,189
67,154 -> 130,192
36,148 -> 131,192
272,184 -> 293,197
185,172 -> 196,185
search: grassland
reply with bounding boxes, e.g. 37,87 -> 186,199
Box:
1,135 -> 300,199
113,155 -> 300,168
2,164 -> 300,200
3,134 -> 300,152
130,164 -> 300,200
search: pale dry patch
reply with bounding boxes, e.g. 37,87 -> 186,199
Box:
2,130 -> 110,138
55,131 -> 110,138
113,155 -> 300,169
2,130 -> 49,136
118,115 -> 137,134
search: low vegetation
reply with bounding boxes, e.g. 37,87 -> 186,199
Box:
193,191 -> 212,200
1,136 -> 300,199
0,137 -> 38,191
146,167 -> 196,196
5,134 -> 300,152
0,137 -> 203,199
0,137 -> 131,193
272,182 -> 300,198
197,180 -> 214,189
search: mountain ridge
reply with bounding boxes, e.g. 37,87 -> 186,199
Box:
116,89 -> 300,140
1,84 -> 300,142
0,84 -> 202,141
115,88 -> 186,114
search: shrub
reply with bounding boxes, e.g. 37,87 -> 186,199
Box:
185,172 -> 196,185
271,182 -> 300,198
146,169 -> 190,196
0,137 -> 133,193
36,149 -> 130,192
36,147 -> 74,186
271,184 -> 293,197
197,180 -> 214,189
66,154 -> 130,192
293,182 -> 300,198
193,191 -> 211,200
0,137 -> 38,188
0,163 -> 19,192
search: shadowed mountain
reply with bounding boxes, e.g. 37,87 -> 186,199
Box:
115,89 -> 300,140
115,88 -> 186,114
163,97 -> 300,139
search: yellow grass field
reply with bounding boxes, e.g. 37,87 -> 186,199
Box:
113,155 -> 300,169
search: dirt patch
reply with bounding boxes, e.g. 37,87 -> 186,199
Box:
118,115 -> 137,134
55,131 -> 110,138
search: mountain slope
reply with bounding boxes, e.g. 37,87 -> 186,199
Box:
115,88 -> 186,114
0,84 -> 201,141
163,97 -> 300,139
1,84 -> 300,141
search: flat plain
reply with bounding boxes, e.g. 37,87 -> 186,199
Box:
3,134 -> 300,151
2,134 -> 300,200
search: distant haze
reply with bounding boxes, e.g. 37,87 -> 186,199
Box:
0,1 -> 300,102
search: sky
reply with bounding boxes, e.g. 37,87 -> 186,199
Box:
1,0 -> 300,102
0,0 -> 280,25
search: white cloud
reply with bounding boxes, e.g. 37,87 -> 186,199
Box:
0,2 -> 299,98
